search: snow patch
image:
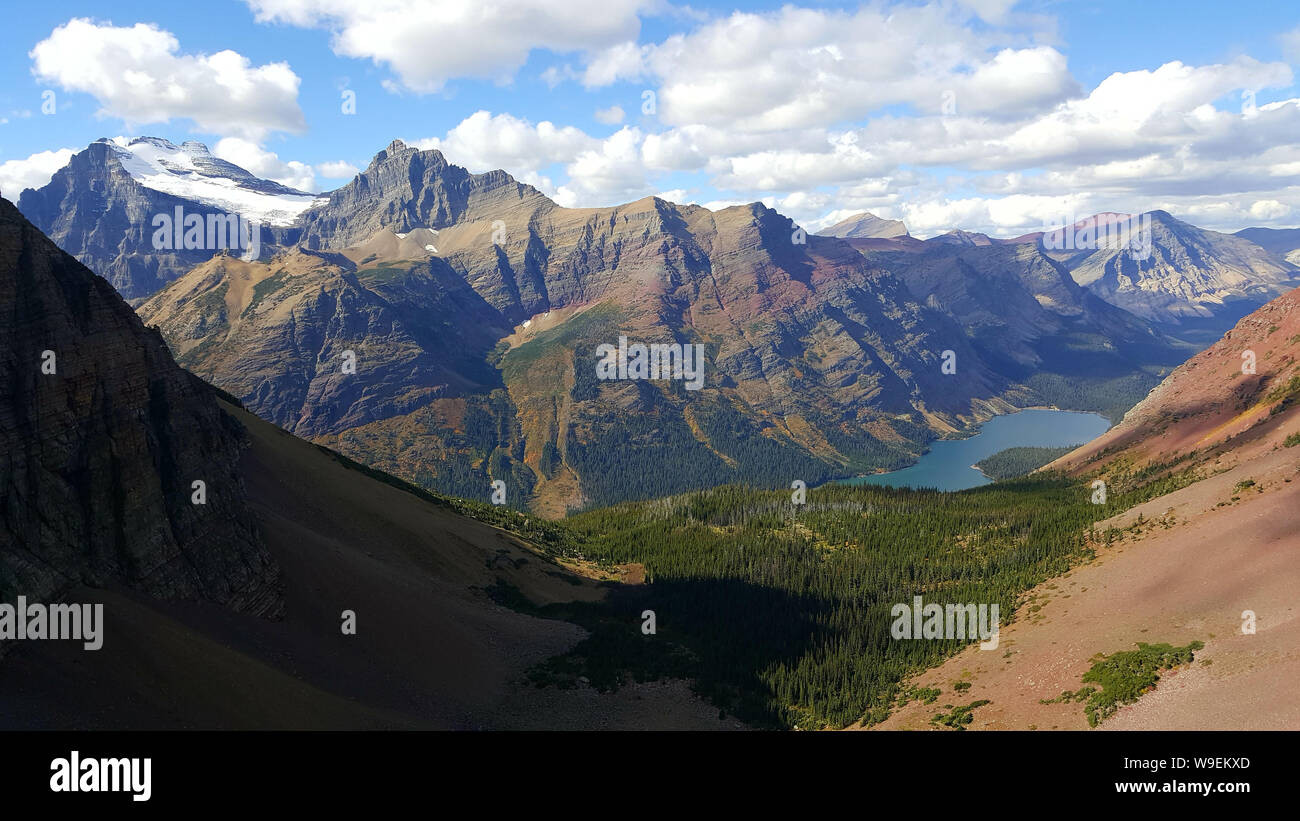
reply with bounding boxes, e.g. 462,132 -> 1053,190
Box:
104,137 -> 320,226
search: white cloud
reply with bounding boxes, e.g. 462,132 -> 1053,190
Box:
245,0 -> 650,92
555,126 -> 652,207
227,2 -> 1300,236
594,104 -> 626,125
1249,199 -> 1291,220
581,41 -> 650,87
666,54 -> 1300,235
316,160 -> 360,179
30,18 -> 305,140
213,138 -> 317,191
411,110 -> 598,173
712,132 -> 890,191
408,111 -> 654,206
0,148 -> 75,197
583,5 -> 1077,131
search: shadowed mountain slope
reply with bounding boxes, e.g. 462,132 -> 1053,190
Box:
0,197 -> 280,621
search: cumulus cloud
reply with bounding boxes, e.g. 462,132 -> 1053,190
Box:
316,160 -> 360,180
214,138 -> 317,191
654,187 -> 689,203
411,110 -> 598,173
208,1 -> 1300,236
711,133 -> 891,191
633,54 -> 1300,236
554,126 -> 652,206
582,5 -> 1078,130
245,0 -> 650,92
30,18 -> 305,140
0,148 -> 75,197
1249,199 -> 1291,220
407,111 -> 655,205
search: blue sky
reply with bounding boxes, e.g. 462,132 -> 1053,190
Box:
2,0 -> 1299,237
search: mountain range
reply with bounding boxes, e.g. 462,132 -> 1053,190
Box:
825,211 -> 1300,334
136,142 -> 1007,515
13,136 -> 1300,514
818,211 -> 910,239
0,196 -> 725,728
1055,211 -> 1298,330
3,147 -> 1298,729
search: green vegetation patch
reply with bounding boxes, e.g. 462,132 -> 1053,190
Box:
931,700 -> 991,730
242,270 -> 290,316
1041,640 -> 1204,727
976,445 -> 1080,480
547,471 -> 1172,729
354,265 -> 411,285
500,301 -> 623,384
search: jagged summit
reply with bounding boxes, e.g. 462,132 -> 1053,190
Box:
927,228 -> 998,247
297,140 -> 550,250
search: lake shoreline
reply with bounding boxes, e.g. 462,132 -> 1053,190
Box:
835,408 -> 1111,492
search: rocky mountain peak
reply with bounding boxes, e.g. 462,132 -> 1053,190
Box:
817,211 -> 910,239
1059,208 -> 1300,327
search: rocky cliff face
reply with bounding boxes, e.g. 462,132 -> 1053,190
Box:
17,142 -> 211,300
0,197 -> 281,620
298,140 -> 551,257
142,143 -> 1011,515
137,243 -> 509,439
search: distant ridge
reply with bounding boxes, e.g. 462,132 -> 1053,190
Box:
817,211 -> 909,239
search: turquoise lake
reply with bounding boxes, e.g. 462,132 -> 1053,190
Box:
841,408 -> 1111,492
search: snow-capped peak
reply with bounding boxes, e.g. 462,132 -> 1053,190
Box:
99,137 -> 324,226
